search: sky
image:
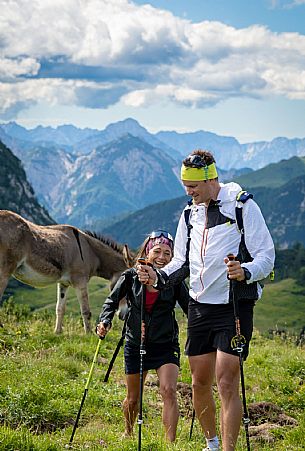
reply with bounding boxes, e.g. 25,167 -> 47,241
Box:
1,0 -> 305,143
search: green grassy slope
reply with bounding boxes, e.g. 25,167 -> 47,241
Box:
254,279 -> 305,335
0,304 -> 304,450
5,277 -> 109,324
235,156 -> 305,189
7,276 -> 305,336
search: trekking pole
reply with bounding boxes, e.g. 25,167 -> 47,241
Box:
103,320 -> 126,382
189,408 -> 195,440
69,336 -> 104,444
227,254 -> 251,451
137,258 -> 149,451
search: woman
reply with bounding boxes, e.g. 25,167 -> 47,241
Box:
96,230 -> 190,442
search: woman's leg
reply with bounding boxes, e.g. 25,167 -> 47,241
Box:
123,371 -> 148,436
156,363 -> 179,442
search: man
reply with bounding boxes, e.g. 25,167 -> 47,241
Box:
137,150 -> 275,451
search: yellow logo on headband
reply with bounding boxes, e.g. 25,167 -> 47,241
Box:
181,162 -> 218,181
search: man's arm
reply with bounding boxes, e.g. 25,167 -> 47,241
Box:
137,209 -> 190,288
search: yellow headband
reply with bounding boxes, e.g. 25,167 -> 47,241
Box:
181,162 -> 218,181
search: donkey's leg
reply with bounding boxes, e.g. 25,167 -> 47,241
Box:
75,282 -> 91,334
54,283 -> 69,334
0,275 -> 10,307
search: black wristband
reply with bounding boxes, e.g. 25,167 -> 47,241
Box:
243,268 -> 251,281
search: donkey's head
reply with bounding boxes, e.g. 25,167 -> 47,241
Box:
109,243 -> 135,290
123,243 -> 135,268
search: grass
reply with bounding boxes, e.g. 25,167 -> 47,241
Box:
0,277 -> 304,450
7,276 -> 305,337
254,278 -> 305,334
4,277 -> 110,324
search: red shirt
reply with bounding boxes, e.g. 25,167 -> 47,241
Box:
145,290 -> 159,313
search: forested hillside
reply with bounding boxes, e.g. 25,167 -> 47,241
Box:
0,140 -> 54,225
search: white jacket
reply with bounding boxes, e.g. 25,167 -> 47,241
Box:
162,182 -> 275,304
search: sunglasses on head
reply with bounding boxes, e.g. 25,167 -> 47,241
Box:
185,154 -> 208,168
149,230 -> 174,242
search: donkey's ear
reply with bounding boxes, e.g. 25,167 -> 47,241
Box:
123,244 -> 134,268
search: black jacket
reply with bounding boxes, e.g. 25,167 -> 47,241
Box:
99,268 -> 190,347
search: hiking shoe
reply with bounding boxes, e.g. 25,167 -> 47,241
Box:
203,436 -> 219,450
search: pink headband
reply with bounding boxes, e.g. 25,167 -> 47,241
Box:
145,237 -> 173,255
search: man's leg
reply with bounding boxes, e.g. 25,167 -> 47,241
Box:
215,351 -> 242,451
188,353 -> 217,440
123,371 -> 148,436
156,363 -> 179,442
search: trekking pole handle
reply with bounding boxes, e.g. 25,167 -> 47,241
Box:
137,258 -> 153,267
227,253 -> 235,261
96,322 -> 110,340
226,254 -> 236,282
137,258 -> 154,285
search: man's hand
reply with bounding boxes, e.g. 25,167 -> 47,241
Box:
224,256 -> 246,281
136,263 -> 157,286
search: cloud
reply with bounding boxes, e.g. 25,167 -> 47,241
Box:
286,0 -> 305,7
269,0 -> 305,7
1,0 -> 305,116
0,78 -> 125,115
0,57 -> 40,81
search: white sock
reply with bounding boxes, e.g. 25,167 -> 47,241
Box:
206,436 -> 219,450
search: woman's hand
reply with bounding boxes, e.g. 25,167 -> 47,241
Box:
96,321 -> 111,338
136,263 -> 157,286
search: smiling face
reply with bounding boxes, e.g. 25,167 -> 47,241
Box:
146,243 -> 172,268
183,180 -> 212,205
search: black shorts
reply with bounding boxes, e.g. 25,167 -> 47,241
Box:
185,300 -> 254,360
124,341 -> 180,375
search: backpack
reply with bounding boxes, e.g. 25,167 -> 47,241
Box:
183,191 -> 274,290
183,190 -> 252,265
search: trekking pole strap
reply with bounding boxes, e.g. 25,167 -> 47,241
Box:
184,204 -> 193,266
227,254 -> 251,450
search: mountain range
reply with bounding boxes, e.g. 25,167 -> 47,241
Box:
0,119 -> 255,226
101,156 -> 305,250
0,118 -> 305,248
2,118 -> 305,170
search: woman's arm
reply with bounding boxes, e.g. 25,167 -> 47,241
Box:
96,270 -> 131,336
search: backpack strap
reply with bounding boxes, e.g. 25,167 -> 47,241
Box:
235,190 -> 253,234
235,190 -> 254,266
236,190 -> 274,282
184,199 -> 193,266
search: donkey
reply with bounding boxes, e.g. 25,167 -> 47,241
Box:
0,210 -> 134,333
